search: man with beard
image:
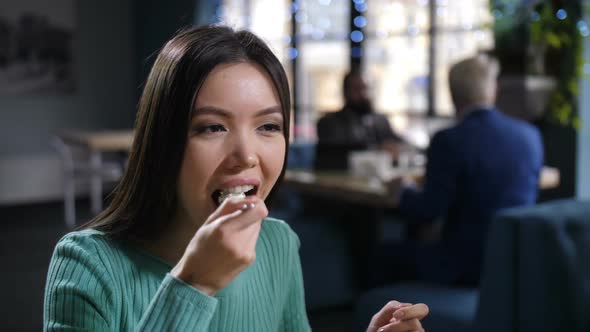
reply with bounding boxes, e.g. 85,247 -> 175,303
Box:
309,68 -> 408,291
314,67 -> 405,170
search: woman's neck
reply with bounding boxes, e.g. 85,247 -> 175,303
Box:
139,217 -> 200,267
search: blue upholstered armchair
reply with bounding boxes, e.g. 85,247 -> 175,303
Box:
354,199 -> 590,332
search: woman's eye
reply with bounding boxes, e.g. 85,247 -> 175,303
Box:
259,123 -> 282,132
194,124 -> 227,135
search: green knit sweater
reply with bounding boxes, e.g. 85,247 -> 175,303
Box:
44,218 -> 311,331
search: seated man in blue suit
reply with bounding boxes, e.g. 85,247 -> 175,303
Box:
373,54 -> 544,287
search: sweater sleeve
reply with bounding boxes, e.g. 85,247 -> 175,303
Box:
280,230 -> 312,332
44,234 -> 218,331
136,275 -> 218,331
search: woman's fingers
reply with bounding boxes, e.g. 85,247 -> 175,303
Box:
205,196 -> 255,224
215,197 -> 266,259
234,200 -> 268,230
377,318 -> 423,332
210,208 -> 244,225
206,196 -> 267,230
373,300 -> 401,323
172,195 -> 267,295
380,301 -> 412,315
390,303 -> 429,322
369,301 -> 412,329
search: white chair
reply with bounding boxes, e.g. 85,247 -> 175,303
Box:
51,137 -> 124,228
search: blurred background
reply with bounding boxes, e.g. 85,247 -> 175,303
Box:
1,0 -> 589,331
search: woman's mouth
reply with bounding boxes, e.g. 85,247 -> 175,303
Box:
211,185 -> 258,206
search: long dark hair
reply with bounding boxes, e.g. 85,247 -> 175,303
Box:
82,25 -> 291,240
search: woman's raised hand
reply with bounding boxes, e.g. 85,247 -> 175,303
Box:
367,301 -> 429,332
171,196 -> 268,295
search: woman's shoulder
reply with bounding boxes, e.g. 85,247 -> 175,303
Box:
260,217 -> 300,248
52,229 -> 127,267
56,229 -> 111,251
47,230 -> 119,287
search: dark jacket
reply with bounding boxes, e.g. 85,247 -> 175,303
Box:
315,107 -> 402,170
399,108 -> 544,285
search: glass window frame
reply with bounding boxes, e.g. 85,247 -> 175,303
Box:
218,0 -> 494,142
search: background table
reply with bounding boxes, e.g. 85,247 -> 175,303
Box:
284,166 -> 560,208
57,130 -> 133,225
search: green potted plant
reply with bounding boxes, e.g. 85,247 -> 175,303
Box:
491,0 -> 584,127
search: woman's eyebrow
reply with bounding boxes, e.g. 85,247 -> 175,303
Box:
192,106 -> 232,118
255,106 -> 282,117
192,106 -> 283,118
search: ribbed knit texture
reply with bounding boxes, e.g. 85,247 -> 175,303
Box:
43,218 -> 311,331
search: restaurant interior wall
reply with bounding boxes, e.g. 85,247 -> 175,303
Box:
134,0 -> 196,93
0,0 -> 135,204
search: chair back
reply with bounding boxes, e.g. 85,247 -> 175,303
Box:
476,199 -> 590,332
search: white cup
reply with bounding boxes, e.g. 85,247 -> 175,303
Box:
348,150 -> 392,179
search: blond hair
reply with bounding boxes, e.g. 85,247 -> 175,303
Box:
449,54 -> 500,110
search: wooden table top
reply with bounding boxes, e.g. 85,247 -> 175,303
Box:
283,170 -> 399,207
59,130 -> 134,152
283,166 -> 560,208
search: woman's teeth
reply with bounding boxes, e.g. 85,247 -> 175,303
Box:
219,192 -> 246,204
217,185 -> 254,204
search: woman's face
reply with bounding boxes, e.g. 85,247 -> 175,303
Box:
175,62 -> 286,226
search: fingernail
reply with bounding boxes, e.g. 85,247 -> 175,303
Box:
393,310 -> 404,319
389,317 -> 398,323
241,204 -> 249,210
378,328 -> 385,332
248,203 -> 255,209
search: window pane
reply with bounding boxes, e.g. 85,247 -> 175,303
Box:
364,0 -> 494,145
298,42 -> 348,112
365,36 -> 430,115
219,0 -> 249,28
434,0 -> 494,115
365,0 -> 430,147
251,0 -> 291,63
296,0 -> 349,40
219,0 -> 292,74
437,0 -> 493,30
365,0 -> 430,119
366,0 -> 430,36
366,0 -> 494,117
295,0 -> 349,140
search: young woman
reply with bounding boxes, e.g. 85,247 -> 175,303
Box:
44,25 -> 428,332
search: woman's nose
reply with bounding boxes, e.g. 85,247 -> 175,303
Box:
226,136 -> 259,171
